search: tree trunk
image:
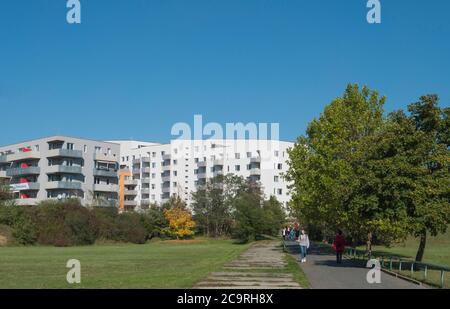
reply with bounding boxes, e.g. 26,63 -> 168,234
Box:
366,232 -> 373,256
415,230 -> 427,262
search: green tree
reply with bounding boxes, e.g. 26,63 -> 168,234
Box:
285,84 -> 408,251
404,95 -> 450,261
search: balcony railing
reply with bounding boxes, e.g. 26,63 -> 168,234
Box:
93,183 -> 119,192
0,155 -> 7,163
249,168 -> 261,176
132,168 -> 141,175
7,151 -> 40,162
46,181 -> 82,190
0,170 -> 8,178
93,169 -> 118,178
47,149 -> 83,158
10,182 -> 40,191
6,167 -> 41,177
94,153 -> 118,163
197,161 -> 207,167
213,159 -> 224,166
124,179 -> 138,186
124,200 -> 137,207
47,165 -> 82,174
125,190 -> 139,196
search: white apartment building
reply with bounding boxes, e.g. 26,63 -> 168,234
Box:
0,136 -> 120,206
111,139 -> 294,210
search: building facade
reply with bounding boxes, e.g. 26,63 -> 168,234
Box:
112,139 -> 294,211
1,137 -> 293,210
0,136 -> 120,206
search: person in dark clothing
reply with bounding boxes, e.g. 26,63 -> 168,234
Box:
332,230 -> 346,264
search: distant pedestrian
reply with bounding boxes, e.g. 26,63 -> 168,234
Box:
282,227 -> 288,240
289,228 -> 296,241
332,230 -> 346,264
297,228 -> 310,263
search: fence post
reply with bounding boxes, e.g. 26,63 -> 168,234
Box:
389,257 -> 393,270
441,270 -> 445,288
424,265 -> 428,280
399,260 -> 402,272
411,262 -> 414,277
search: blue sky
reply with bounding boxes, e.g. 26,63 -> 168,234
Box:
0,0 -> 449,145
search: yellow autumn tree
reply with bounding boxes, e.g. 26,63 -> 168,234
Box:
163,197 -> 196,239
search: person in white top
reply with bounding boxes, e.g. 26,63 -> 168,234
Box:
297,228 -> 310,263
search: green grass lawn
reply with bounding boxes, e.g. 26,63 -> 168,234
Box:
358,229 -> 450,267
0,239 -> 251,289
353,230 -> 450,288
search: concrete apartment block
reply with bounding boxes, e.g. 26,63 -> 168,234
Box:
0,136 -> 120,206
111,139 -> 294,211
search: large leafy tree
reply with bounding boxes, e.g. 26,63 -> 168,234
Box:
191,175 -> 245,237
285,84 -> 408,250
403,95 -> 450,261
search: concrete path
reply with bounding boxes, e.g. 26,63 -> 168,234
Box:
194,241 -> 302,289
285,241 -> 425,289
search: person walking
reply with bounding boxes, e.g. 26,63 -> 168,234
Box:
333,230 -> 346,264
297,228 -> 310,263
282,227 -> 287,240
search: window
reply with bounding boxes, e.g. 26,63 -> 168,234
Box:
108,148 -> 111,155
152,163 -> 156,168
95,146 -> 101,153
278,189 -> 283,195
235,153 -> 240,159
151,184 -> 155,189
246,152 -> 251,158
67,143 -> 74,150
247,164 -> 251,170
35,145 -> 39,152
194,158 -> 199,163
126,156 -> 129,161
173,182 -> 177,187
173,171 -> 178,176
152,152 -> 156,158
277,163 -> 283,170
173,160 -> 177,165
151,173 -> 156,179
274,151 -> 279,157
235,165 -> 241,171
274,176 -> 279,182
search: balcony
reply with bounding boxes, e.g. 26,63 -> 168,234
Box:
0,170 -> 8,178
162,154 -> 171,160
197,161 -> 207,167
0,155 -> 7,163
10,182 -> 40,191
46,181 -> 82,190
141,157 -> 151,163
124,200 -> 137,207
213,159 -> 224,166
7,151 -> 40,162
141,199 -> 151,206
161,185 -> 171,193
139,188 -> 149,194
132,168 -> 141,175
94,153 -> 118,163
93,183 -> 119,192
250,156 -> 261,163
7,167 -> 40,177
197,172 -> 207,179
249,168 -> 261,176
124,179 -> 138,186
132,158 -> 141,165
47,149 -> 83,158
161,174 -> 171,182
162,164 -> 171,171
14,198 -> 39,206
141,178 -> 150,184
142,167 -> 151,173
93,169 -> 117,178
47,165 -> 82,174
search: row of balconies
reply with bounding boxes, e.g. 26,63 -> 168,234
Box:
8,181 -> 118,192
4,166 -> 117,177
0,149 -> 118,163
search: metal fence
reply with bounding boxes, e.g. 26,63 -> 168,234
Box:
346,247 -> 450,288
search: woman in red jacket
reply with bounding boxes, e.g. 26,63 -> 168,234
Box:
333,230 -> 346,264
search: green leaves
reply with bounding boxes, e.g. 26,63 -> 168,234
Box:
286,84 -> 450,252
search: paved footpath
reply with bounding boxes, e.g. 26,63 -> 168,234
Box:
194,241 -> 302,289
285,241 -> 425,289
